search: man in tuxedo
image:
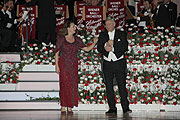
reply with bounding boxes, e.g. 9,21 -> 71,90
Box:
0,0 -> 23,52
26,0 -> 62,45
0,5 -> 13,52
163,0 -> 177,26
152,1 -> 171,28
97,17 -> 132,114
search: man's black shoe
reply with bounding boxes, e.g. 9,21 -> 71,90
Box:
123,109 -> 132,114
105,109 -> 117,115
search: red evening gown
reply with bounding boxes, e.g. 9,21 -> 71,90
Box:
55,36 -> 86,108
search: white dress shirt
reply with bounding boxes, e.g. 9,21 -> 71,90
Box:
6,10 -> 13,28
103,29 -> 124,62
137,9 -> 151,27
1,9 -> 17,28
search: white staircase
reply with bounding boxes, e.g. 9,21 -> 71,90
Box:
0,53 -> 60,110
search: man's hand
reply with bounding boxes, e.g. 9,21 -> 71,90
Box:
133,16 -> 138,20
107,40 -> 113,46
7,6 -> 12,11
148,13 -> 152,17
104,45 -> 112,52
17,18 -> 24,22
104,40 -> 113,52
19,12 -> 23,17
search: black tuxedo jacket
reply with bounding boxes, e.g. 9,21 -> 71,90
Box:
97,29 -> 128,59
166,2 -> 177,26
152,4 -> 171,28
26,0 -> 56,33
0,11 -> 15,29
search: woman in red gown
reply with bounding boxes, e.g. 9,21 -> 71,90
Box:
55,21 -> 98,113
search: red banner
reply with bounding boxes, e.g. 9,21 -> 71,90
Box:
55,5 -> 68,34
76,5 -> 84,27
17,5 -> 37,41
75,1 -> 86,28
75,1 -> 86,6
84,6 -> 104,31
107,0 -> 126,28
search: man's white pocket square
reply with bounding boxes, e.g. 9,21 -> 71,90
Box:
118,39 -> 121,41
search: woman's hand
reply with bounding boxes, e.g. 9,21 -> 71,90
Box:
82,37 -> 98,52
93,37 -> 98,44
55,65 -> 60,74
55,52 -> 60,73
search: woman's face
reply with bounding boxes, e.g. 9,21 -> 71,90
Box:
68,23 -> 76,34
8,1 -> 14,10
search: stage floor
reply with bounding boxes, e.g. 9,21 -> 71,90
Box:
0,110 -> 180,120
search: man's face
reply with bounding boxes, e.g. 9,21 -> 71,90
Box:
105,19 -> 115,32
8,1 -> 14,10
0,4 -> 2,10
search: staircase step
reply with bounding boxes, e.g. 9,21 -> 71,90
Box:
19,73 -> 59,81
0,102 -> 61,110
0,91 -> 59,101
16,82 -> 59,90
0,84 -> 17,90
0,53 -> 21,62
22,65 -> 55,72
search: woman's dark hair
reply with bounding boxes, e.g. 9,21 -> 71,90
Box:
58,21 -> 74,36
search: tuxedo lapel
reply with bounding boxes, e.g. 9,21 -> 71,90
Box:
104,30 -> 109,42
113,29 -> 118,44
